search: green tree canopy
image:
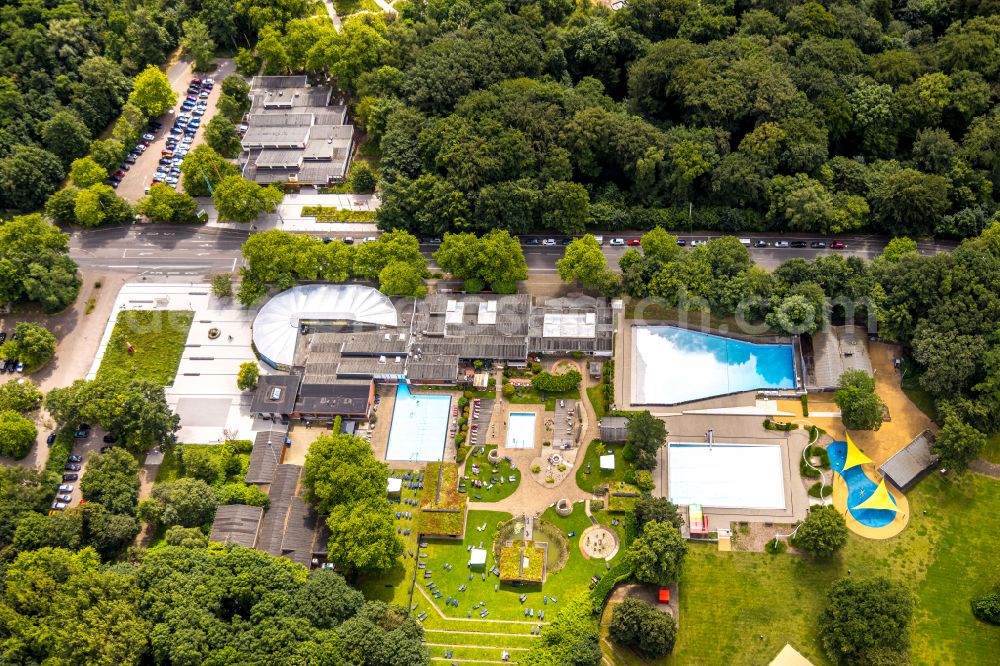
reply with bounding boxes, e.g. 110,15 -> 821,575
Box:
434,230 -> 527,293
139,184 -> 199,223
627,520 -> 687,586
0,322 -> 57,372
820,577 -> 913,665
633,496 -> 683,530
792,505 -> 849,557
834,370 -> 886,431
609,597 -> 678,657
138,477 -> 218,528
80,448 -> 141,516
180,145 -> 240,197
557,235 -> 611,289
129,65 -> 177,118
0,409 -> 36,459
0,378 -> 43,413
237,362 -> 259,391
212,175 -> 283,224
626,411 -> 668,470
303,433 -> 391,512
932,415 -> 986,475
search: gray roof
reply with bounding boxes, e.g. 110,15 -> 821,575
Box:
294,382 -> 370,416
210,504 -> 264,547
250,374 -> 301,414
600,417 -> 629,442
257,464 -> 302,556
879,430 -> 938,491
252,75 -> 308,89
246,427 -> 287,484
809,326 -> 873,389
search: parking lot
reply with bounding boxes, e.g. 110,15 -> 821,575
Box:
117,58 -> 236,202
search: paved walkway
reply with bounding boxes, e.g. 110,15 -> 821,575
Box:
971,459 -> 1000,479
469,360 -> 604,515
322,0 -> 342,30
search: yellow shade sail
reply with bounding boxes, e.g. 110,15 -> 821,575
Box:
855,479 -> 897,512
843,434 -> 873,470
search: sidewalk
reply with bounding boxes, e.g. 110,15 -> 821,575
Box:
199,192 -> 381,233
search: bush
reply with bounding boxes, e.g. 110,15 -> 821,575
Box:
531,465 -> 541,473
800,456 -> 821,478
216,482 -> 270,508
763,418 -> 798,431
531,369 -> 582,393
808,481 -> 832,498
765,538 -> 787,554
590,500 -> 604,511
801,394 -> 809,416
972,589 -> 1000,624
227,439 -> 253,453
623,468 -> 636,484
634,470 -> 654,491
589,560 -> 635,613
456,446 -> 467,463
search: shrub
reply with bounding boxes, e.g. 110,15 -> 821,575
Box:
227,439 -> 253,453
589,560 -> 635,613
590,500 -> 604,511
634,470 -> 654,492
765,538 -> 787,554
808,481 -> 832,498
763,418 -> 798,431
800,456 -> 821,478
623,468 -> 637,484
531,465 -> 540,473
806,444 -> 830,468
531,370 -> 581,393
801,393 -> 809,416
456,446 -> 467,463
972,589 -> 1000,624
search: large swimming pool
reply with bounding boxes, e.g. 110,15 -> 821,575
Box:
505,412 -> 536,449
385,384 -> 451,462
632,325 -> 797,404
668,443 -> 787,509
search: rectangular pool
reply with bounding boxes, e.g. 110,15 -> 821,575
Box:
632,325 -> 797,404
385,384 -> 451,462
667,443 -> 786,509
505,412 -> 536,449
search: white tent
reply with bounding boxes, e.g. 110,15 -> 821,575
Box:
386,477 -> 402,495
600,454 -> 615,470
469,548 -> 487,567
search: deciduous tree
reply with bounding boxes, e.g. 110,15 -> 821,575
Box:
834,370 -> 885,430
820,577 -> 912,664
236,362 -> 259,391
212,176 -> 283,224
129,66 -> 177,119
0,322 -> 57,372
932,415 -> 986,474
792,505 -> 848,557
609,598 -> 677,657
627,520 -> 687,586
0,378 -> 42,413
80,448 -> 141,515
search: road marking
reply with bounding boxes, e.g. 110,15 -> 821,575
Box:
108,265 -> 140,268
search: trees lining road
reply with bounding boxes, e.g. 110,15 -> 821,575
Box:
67,225 -> 956,278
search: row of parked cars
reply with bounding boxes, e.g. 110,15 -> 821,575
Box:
0,329 -> 24,373
514,236 -> 848,250
51,453 -> 84,510
144,78 -> 215,192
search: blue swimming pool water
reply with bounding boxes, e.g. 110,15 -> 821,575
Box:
632,325 -> 797,404
385,384 -> 451,462
506,412 -> 536,449
828,440 -> 897,528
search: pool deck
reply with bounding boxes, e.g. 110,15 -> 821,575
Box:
832,473 -> 910,539
651,417 -> 812,531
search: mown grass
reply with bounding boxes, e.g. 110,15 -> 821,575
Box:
359,470 -> 423,606
981,433 -> 1000,464
587,384 -> 607,420
575,443 -> 633,494
97,310 -> 193,387
465,446 -> 521,503
641,473 -> 1000,665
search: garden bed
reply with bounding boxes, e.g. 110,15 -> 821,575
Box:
300,206 -> 377,222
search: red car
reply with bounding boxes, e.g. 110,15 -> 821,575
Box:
830,241 -> 847,249
626,238 -> 641,246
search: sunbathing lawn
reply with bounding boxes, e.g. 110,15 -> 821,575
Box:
507,387 -> 580,411
609,472 -> 1000,665
575,443 -> 633,493
359,470 -> 424,606
464,446 -> 521,502
97,310 -> 193,386
587,384 -> 607,420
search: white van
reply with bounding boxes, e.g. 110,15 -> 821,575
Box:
592,235 -> 604,245
739,238 -> 752,246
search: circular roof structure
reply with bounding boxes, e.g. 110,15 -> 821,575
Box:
252,284 -> 399,367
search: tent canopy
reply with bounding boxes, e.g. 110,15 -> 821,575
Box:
599,454 -> 615,470
855,479 -> 898,512
843,434 -> 873,470
469,548 -> 487,566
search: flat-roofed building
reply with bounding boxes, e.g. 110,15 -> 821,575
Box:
240,76 -> 354,187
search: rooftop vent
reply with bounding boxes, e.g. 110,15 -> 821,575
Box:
269,387 -> 282,400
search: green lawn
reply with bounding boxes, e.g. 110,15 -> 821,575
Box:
97,310 -> 193,386
575,443 -> 633,493
152,443 -> 250,486
464,446 -> 521,502
983,433 -> 1000,464
507,387 -> 580,411
359,470 -> 424,606
654,473 -> 1000,665
587,384 -> 607,420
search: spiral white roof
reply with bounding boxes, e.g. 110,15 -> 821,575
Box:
252,284 -> 399,367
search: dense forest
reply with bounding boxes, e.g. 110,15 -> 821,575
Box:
288,0 -> 1000,239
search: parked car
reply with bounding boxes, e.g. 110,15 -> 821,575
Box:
199,90 -> 210,99
560,237 -> 573,245
830,241 -> 847,249
626,238 -> 641,246
141,132 -> 155,141
524,237 -> 541,245
51,501 -> 68,511
62,473 -> 78,482
57,484 -> 74,493
427,237 -> 442,244
753,240 -> 769,247
810,241 -> 827,249
790,240 -> 808,248
542,238 -> 556,246
609,238 -> 626,246
65,464 -> 81,472
15,361 -> 23,373
0,332 -> 6,344
676,239 -> 687,246
343,236 -> 354,245
56,494 -> 72,503
46,432 -> 57,445
74,427 -> 90,439
774,240 -> 790,248
68,455 -> 82,463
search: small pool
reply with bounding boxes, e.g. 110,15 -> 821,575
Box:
828,440 -> 897,527
632,325 -> 797,404
506,412 -> 536,449
385,384 -> 451,462
667,443 -> 786,509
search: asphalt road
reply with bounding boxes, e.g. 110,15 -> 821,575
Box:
68,226 -> 956,278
